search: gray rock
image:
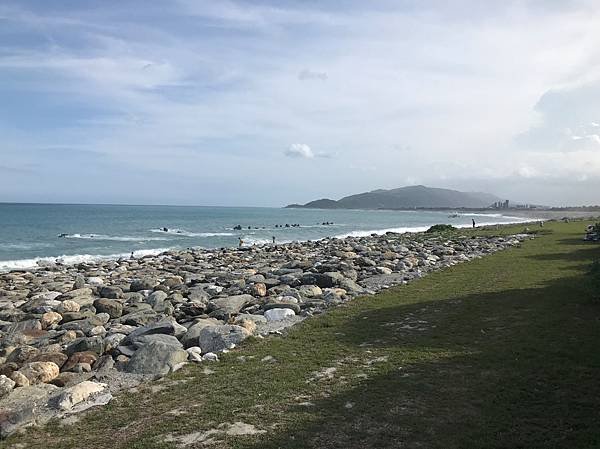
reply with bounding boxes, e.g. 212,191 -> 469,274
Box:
129,279 -> 157,292
147,290 -> 168,311
198,325 -> 250,354
65,336 -> 104,356
123,319 -> 185,345
208,294 -> 252,316
93,298 -> 123,318
124,341 -> 188,376
0,374 -> 15,398
99,286 -> 123,299
130,334 -> 182,349
180,318 -> 222,349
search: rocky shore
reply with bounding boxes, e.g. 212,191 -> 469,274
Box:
0,229 -> 530,438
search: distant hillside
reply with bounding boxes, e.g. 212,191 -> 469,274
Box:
285,185 -> 503,210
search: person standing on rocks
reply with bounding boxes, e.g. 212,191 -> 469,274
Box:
238,237 -> 244,248
272,236 -> 276,245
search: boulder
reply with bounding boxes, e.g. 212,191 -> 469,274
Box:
198,325 -> 250,354
129,279 -> 157,292
50,381 -> 109,411
17,362 -> 59,384
65,336 -> 104,356
63,352 -> 98,372
31,352 -> 68,369
249,283 -> 267,297
0,374 -> 15,398
147,290 -> 168,311
99,286 -> 123,299
180,318 -> 222,349
40,311 -> 62,329
123,319 -> 186,345
6,345 -> 40,365
57,300 -> 80,313
93,299 -> 123,318
208,294 -> 252,316
297,285 -> 322,298
124,341 -> 188,376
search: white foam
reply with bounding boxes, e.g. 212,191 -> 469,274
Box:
333,215 -> 534,239
149,229 -> 233,237
335,226 -> 431,238
65,233 -> 169,242
0,248 -> 172,272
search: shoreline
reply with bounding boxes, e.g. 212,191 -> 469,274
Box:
0,212 -> 552,273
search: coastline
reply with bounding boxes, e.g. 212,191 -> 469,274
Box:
0,211 -> 549,273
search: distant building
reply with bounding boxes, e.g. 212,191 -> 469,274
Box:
491,200 -> 510,209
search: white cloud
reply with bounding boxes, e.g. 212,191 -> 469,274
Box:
3,1 -> 600,205
298,69 -> 328,81
285,143 -> 314,159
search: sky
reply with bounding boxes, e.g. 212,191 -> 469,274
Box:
1,0 -> 600,207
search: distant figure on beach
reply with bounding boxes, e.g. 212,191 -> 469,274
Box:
472,219 -> 476,228
539,221 -> 544,227
238,237 -> 243,248
272,236 -> 276,244
162,227 -> 168,232
130,252 -> 134,259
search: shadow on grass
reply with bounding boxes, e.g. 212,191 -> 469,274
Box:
237,273 -> 600,449
525,244 -> 600,264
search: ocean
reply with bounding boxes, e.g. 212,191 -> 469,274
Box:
0,203 -> 531,271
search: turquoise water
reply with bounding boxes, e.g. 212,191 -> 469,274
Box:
0,203 -> 529,270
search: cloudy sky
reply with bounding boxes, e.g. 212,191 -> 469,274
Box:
2,0 -> 600,206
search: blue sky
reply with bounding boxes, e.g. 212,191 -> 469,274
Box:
2,0 -> 600,206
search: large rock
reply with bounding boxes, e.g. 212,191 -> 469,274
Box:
123,319 -> 186,345
50,381 -> 109,411
129,279 -> 157,292
147,290 -> 168,311
208,294 -> 252,316
198,325 -> 250,354
6,345 -> 40,364
124,341 -> 188,376
0,374 -> 15,398
93,299 -> 123,318
180,318 -> 222,349
17,362 -> 59,384
40,311 -> 62,329
99,286 -> 123,299
0,383 -> 59,438
65,336 -> 104,356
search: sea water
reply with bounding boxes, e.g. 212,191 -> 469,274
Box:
0,203 -> 530,271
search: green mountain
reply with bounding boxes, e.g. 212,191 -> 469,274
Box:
285,185 -> 503,210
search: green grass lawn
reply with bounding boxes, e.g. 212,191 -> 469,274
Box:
4,220 -> 600,449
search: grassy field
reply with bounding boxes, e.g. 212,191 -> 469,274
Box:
4,220 -> 600,449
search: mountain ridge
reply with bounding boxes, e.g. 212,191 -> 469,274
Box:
285,185 -> 504,210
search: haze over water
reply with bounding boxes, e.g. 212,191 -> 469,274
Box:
0,203 -> 530,271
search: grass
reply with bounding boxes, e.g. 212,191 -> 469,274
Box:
3,220 -> 600,449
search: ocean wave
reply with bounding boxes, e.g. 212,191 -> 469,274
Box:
64,233 -> 170,242
241,236 -> 292,246
150,228 -> 234,237
0,248 -> 173,272
1,242 -> 53,250
333,215 -> 534,239
226,224 -> 343,231
334,226 -> 431,239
